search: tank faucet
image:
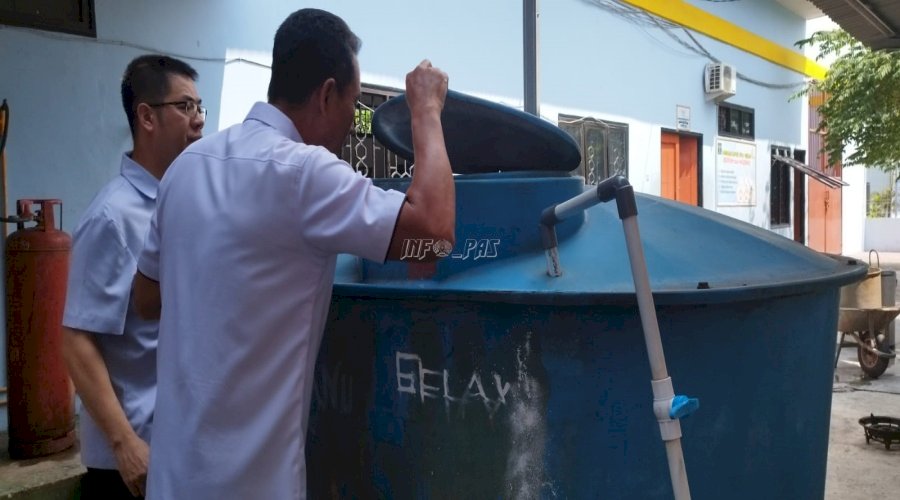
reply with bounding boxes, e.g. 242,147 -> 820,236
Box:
539,175 -> 635,277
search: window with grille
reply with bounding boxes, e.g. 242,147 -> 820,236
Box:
770,146 -> 791,227
0,0 -> 95,37
558,114 -> 628,185
718,103 -> 754,140
339,84 -> 413,179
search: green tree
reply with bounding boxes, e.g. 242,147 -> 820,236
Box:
867,185 -> 896,218
797,30 -> 900,172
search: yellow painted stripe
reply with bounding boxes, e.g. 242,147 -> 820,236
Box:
620,0 -> 827,80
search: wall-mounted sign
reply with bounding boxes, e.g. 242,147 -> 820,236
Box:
715,138 -> 756,207
676,105 -> 691,131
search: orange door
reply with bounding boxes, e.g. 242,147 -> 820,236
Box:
807,170 -> 843,253
661,133 -> 677,200
807,93 -> 843,253
661,132 -> 698,205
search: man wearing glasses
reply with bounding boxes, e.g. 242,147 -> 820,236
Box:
62,54 -> 205,499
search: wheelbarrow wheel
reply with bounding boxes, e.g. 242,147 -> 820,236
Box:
857,331 -> 889,379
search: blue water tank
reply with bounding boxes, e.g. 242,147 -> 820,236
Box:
307,90 -> 864,498
307,171 -> 864,499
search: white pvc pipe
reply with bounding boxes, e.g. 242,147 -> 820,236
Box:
622,215 -> 692,500
622,216 -> 668,379
554,188 -> 599,221
665,440 -> 691,500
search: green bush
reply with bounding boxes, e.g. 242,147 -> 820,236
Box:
868,186 -> 896,218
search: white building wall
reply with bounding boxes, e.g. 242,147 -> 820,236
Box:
0,0 -> 813,231
0,0 -> 817,430
865,218 -> 900,252
843,166 -> 868,253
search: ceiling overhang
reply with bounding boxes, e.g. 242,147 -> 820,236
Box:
776,0 -> 826,19
808,0 -> 900,50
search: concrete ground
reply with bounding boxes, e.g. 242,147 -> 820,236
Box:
826,251 -> 900,499
0,433 -> 82,499
828,355 -> 900,499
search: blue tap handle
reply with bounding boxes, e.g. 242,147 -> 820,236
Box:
670,395 -> 699,420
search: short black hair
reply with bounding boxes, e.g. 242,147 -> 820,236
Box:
121,55 -> 198,135
267,8 -> 361,105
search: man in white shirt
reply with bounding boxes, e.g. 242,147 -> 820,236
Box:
62,55 -> 205,499
132,8 -> 455,499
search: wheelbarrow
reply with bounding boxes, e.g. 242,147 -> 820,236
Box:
835,250 -> 898,378
835,307 -> 899,378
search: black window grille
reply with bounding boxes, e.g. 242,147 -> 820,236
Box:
340,84 -> 413,179
0,0 -> 95,37
558,114 -> 628,185
770,146 -> 791,226
718,104 -> 754,140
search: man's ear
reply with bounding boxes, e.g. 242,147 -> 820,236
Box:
135,103 -> 156,134
317,78 -> 337,114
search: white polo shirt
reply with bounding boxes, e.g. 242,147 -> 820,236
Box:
139,102 -> 405,500
63,154 -> 159,470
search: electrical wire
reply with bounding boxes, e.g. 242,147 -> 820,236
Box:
680,27 -> 807,89
2,4 -> 807,90
580,0 -> 810,89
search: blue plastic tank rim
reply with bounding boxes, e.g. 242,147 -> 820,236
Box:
333,261 -> 865,306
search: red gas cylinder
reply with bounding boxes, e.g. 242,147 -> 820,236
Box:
5,199 -> 75,459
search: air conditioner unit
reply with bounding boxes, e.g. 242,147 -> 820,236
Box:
704,63 -> 736,102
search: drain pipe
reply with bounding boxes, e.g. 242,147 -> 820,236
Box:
540,175 -> 697,500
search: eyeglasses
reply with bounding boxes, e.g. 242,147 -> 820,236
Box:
148,100 -> 207,120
